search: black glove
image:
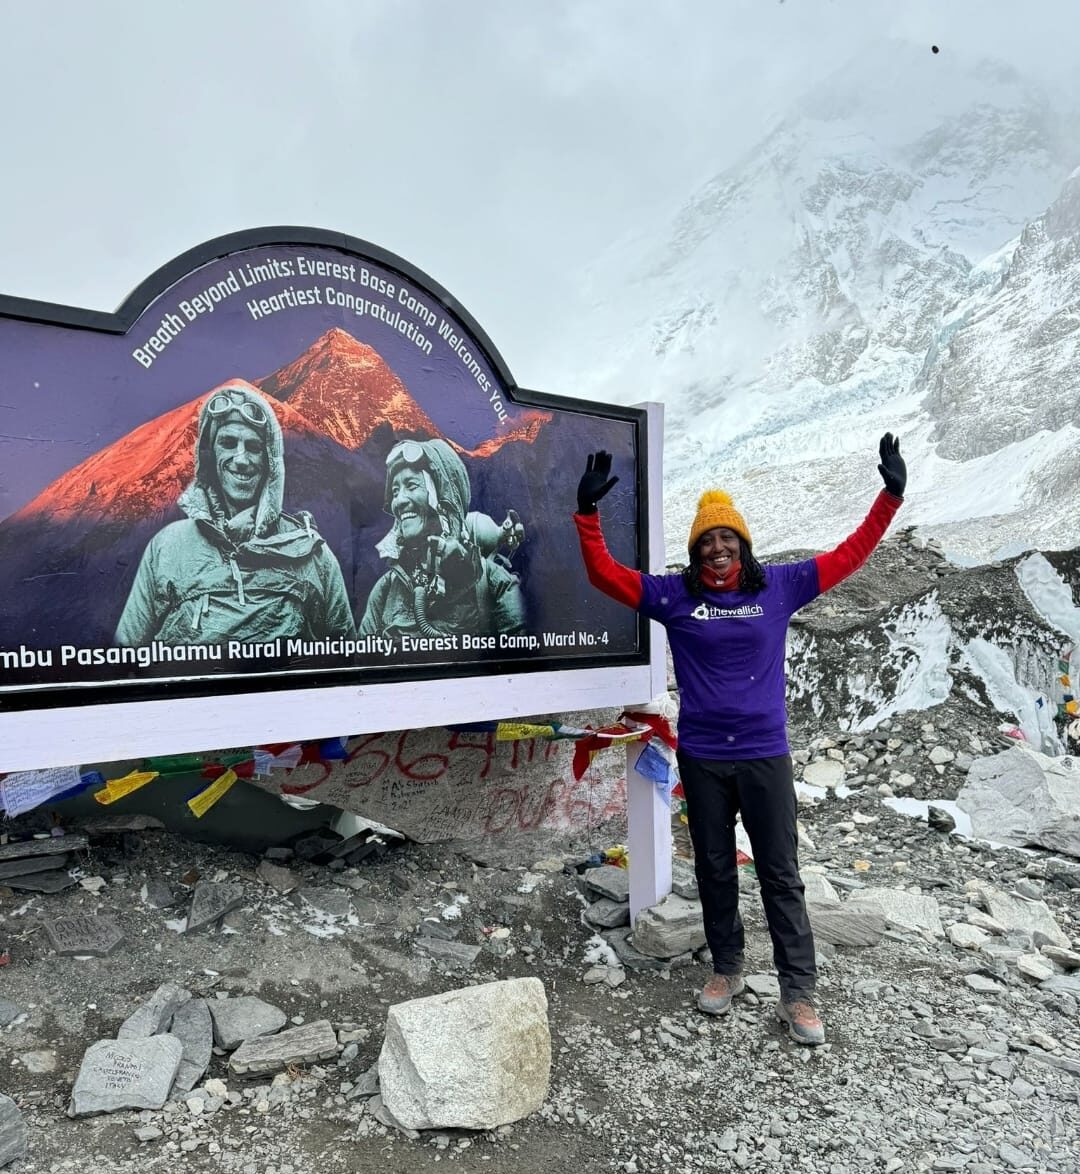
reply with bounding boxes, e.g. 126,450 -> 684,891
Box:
577,450 -> 619,515
878,433 -> 906,498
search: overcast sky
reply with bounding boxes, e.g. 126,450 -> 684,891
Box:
1,0 -> 1077,388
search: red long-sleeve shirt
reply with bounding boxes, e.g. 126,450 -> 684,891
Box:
574,491 -> 902,758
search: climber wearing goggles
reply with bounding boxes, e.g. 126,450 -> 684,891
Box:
206,389 -> 270,427
359,436 -> 526,643
116,381 -> 354,648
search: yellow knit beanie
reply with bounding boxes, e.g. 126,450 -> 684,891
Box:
687,489 -> 752,552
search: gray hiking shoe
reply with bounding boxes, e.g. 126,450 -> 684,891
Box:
697,973 -> 745,1016
777,999 -> 825,1045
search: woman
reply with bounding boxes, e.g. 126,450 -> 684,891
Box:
574,435 -> 906,1045
359,438 -> 525,641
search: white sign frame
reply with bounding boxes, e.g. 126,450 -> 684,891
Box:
0,402 -> 667,773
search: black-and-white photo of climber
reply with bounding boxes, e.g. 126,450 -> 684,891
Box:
358,438 -> 526,644
115,383 -> 355,646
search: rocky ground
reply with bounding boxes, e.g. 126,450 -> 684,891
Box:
4,531 -> 1080,1171
2,709 -> 1079,1174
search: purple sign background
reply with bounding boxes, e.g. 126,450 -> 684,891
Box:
0,237 -> 644,701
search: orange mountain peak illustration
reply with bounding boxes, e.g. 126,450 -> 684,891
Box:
257,328 -> 439,449
15,380 -> 320,525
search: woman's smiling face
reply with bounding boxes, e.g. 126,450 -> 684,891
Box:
696,526 -> 741,574
390,466 -> 436,543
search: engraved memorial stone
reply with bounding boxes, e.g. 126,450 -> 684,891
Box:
184,882 -> 245,932
0,834 -> 87,864
44,913 -> 125,957
69,1035 -> 183,1116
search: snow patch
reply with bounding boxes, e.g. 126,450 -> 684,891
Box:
1016,553 -> 1080,643
851,595 -> 953,729
959,638 -> 1062,754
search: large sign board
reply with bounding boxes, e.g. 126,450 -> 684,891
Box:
0,229 -> 665,770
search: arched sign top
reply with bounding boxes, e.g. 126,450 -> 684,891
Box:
0,226 -> 514,386
0,229 -> 662,766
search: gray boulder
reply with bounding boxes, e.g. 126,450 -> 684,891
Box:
958,747 -> 1080,857
631,894 -> 707,958
70,1036 -> 183,1116
0,1094 -> 28,1168
379,977 -> 550,1130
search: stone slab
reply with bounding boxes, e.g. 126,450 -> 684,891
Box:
118,984 -> 191,1039
745,973 -> 781,998
848,888 -> 944,937
140,879 -> 179,909
601,927 -> 694,972
670,858 -> 699,900
413,937 -> 482,968
583,898 -> 631,930
976,885 -> 1069,949
0,1092 -> 28,1168
802,759 -> 845,788
184,882 -> 246,933
256,860 -> 300,894
802,871 -> 842,906
581,866 -> 630,903
0,834 -> 87,863
208,996 -> 287,1051
0,854 -> 69,881
807,905 -> 885,947
169,998 -> 213,1093
229,1019 -> 338,1076
631,893 -> 707,958
43,913 -> 125,957
5,870 -> 76,893
69,1035 -> 183,1116
295,887 -> 352,918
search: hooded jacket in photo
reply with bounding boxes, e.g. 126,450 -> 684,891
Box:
358,438 -> 524,640
115,383 -> 355,646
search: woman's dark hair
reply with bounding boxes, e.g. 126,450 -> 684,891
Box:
683,536 -> 767,597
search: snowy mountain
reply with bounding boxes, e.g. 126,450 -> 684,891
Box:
564,44 -> 1080,565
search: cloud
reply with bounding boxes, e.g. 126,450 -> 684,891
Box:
0,0 -> 1076,386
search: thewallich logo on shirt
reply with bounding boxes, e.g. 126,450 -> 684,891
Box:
691,602 -> 765,620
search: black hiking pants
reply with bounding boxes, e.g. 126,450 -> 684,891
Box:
677,751 -> 816,1003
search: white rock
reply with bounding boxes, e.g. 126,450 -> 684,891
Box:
958,747 -> 1080,857
947,924 -> 989,950
973,884 -> 1069,949
378,977 -> 550,1131
802,760 -> 845,789
965,910 -> 1007,936
1017,955 -> 1056,983
929,746 -> 955,765
801,871 -> 841,906
848,887 -> 944,937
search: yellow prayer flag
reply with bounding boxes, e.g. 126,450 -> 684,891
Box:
93,770 -> 160,805
187,769 -> 238,819
495,722 -> 556,742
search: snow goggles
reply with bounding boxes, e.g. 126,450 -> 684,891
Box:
206,389 -> 269,427
386,439 -> 428,467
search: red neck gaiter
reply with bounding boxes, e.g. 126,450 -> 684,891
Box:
700,562 -> 741,592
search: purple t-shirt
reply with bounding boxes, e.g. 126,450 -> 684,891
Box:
639,562 -> 821,760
